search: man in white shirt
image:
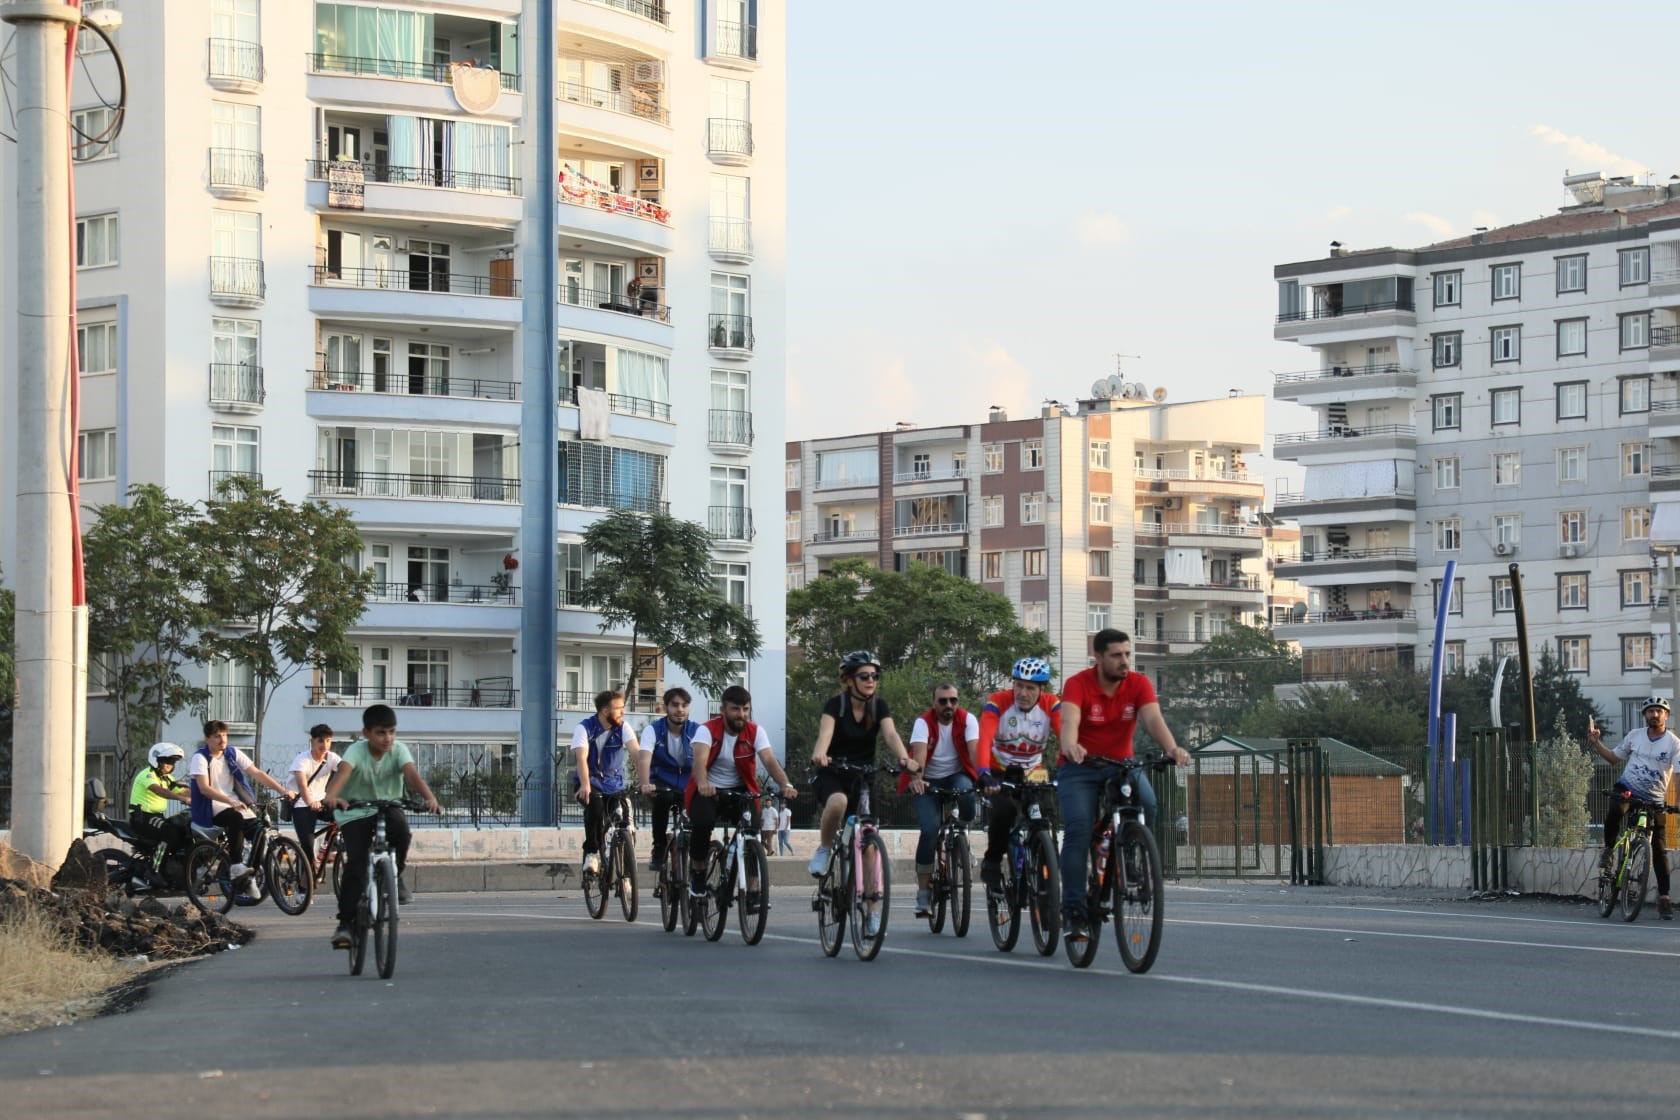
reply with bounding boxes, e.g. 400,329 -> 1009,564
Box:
288,723 -> 343,863
1589,697 -> 1680,919
686,686 -> 798,904
907,683 -> 980,918
187,719 -> 293,880
761,799 -> 779,838
777,800 -> 793,856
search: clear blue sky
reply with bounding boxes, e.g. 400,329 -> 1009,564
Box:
787,0 -> 1680,479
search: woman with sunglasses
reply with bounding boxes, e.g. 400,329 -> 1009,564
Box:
807,650 -> 919,877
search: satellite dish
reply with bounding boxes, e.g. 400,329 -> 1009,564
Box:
1106,374 -> 1124,397
1128,381 -> 1148,399
1152,386 -> 1168,402
1090,379 -> 1112,399
1289,603 -> 1308,623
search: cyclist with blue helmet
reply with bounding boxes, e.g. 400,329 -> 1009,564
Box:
975,656 -> 1063,893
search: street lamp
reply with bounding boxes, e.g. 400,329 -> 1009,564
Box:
1654,545 -> 1680,706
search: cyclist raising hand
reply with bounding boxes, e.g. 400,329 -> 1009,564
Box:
1588,697 -> 1680,919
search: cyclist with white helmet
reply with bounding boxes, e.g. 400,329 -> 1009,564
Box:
128,743 -> 194,863
1588,696 -> 1680,919
975,657 -> 1063,894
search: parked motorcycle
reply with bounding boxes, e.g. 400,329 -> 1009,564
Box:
83,777 -> 235,915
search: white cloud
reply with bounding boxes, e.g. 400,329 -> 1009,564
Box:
1403,211 -> 1455,238
1528,125 -> 1648,178
1324,205 -> 1353,223
1073,210 -> 1131,248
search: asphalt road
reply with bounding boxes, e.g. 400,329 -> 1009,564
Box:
2,878 -> 1677,1119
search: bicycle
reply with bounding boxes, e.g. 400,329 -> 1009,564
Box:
694,788 -> 771,945
984,770 -> 1061,955
340,797 -> 415,979
307,815 -> 347,896
582,792 -> 638,923
1065,754 -> 1170,972
654,803 -> 691,935
810,761 -> 898,962
923,785 -> 973,938
223,799 -> 311,915
1597,793 -> 1678,921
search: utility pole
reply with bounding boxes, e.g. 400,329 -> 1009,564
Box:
4,1 -> 83,867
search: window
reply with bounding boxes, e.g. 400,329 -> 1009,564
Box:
1559,509 -> 1586,544
1492,576 -> 1514,613
1620,312 -> 1650,351
1491,387 -> 1520,426
77,0 -> 116,53
785,460 -> 799,489
1432,332 -> 1461,368
1023,549 -> 1047,577
812,448 -> 875,487
1277,279 -> 1301,320
77,320 -> 118,376
1557,636 -> 1589,673
1443,641 -> 1465,675
1089,440 -> 1110,469
211,424 -> 259,483
784,510 -> 799,541
1556,381 -> 1587,420
1621,247 -> 1650,287
1621,377 -> 1651,415
1022,602 -> 1048,631
909,452 -> 931,480
557,442 -> 668,511
982,551 -> 1002,580
1434,518 -> 1461,552
1021,440 -> 1044,470
982,494 -> 1004,527
1433,270 -> 1461,307
1089,550 -> 1111,578
1624,506 -> 1651,542
1623,635 -> 1654,672
75,213 -> 118,267
1088,604 -> 1110,632
952,451 -> 967,476
1090,495 -> 1111,524
1490,325 -> 1520,362
1432,578 -> 1465,615
1431,393 -> 1461,431
786,565 -> 805,591
982,443 -> 1003,473
1556,446 -> 1585,484
78,429 -> 116,481
1492,263 -> 1521,300
1555,254 -> 1587,294
1624,442 -> 1649,478
1434,457 -> 1460,490
1556,318 -> 1587,357
1020,492 -> 1043,524
1493,513 -> 1520,547
1492,451 -> 1521,487
1558,572 -> 1588,610
72,106 -> 118,161
711,561 -> 749,611
1622,569 -> 1652,607
709,271 -> 750,343
1493,639 -> 1518,664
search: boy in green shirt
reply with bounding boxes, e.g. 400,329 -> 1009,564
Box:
323,703 -> 442,948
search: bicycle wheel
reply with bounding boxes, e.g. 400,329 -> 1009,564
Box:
329,842 -> 345,896
1114,820 -> 1164,973
184,842 -> 234,915
616,833 -> 639,923
1028,831 -> 1061,957
950,831 -> 972,939
816,848 -> 847,957
1064,834 -> 1103,969
1597,843 -> 1621,918
374,858 -> 399,979
1621,836 -> 1651,922
737,839 -> 770,946
659,859 -> 681,932
90,847 -> 132,893
267,837 -> 313,916
348,898 -> 368,976
582,853 -> 608,920
927,835 -> 949,935
987,845 -> 1022,952
700,842 -> 728,942
849,831 -> 891,962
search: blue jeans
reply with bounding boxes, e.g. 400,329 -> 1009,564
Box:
914,773 -> 976,873
1057,761 -> 1156,920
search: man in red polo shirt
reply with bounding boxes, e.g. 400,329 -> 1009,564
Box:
1057,628 -> 1190,944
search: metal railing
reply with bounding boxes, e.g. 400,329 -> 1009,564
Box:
312,368 -> 519,402
708,312 -> 754,351
714,19 -> 758,60
708,408 -> 754,446
201,684 -> 258,726
307,159 -> 519,195
1272,363 -> 1410,385
893,521 -> 968,537
556,689 -> 661,714
1169,576 -> 1264,591
1652,325 -> 1680,348
306,469 -> 520,502
557,385 -> 672,420
208,148 -> 265,191
1163,521 -> 1264,538
1134,467 -> 1253,482
311,264 -> 519,298
708,505 -> 755,541
584,0 -> 670,25
709,217 -> 753,257
558,485 -> 668,514
557,79 -> 669,125
210,256 -> 265,302
707,118 -> 753,157
560,284 -> 670,323
208,469 -> 262,496
1275,546 -> 1418,564
557,172 -> 668,222
308,53 -> 521,92
366,580 -> 518,605
811,526 -> 878,543
892,467 -> 967,483
1273,487 -> 1414,505
309,683 -> 518,709
1277,299 -> 1415,323
1283,608 -> 1418,624
1274,423 -> 1417,446
207,38 -> 264,85
208,362 -> 264,407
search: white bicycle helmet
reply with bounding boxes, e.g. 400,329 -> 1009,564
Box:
1012,657 -> 1052,684
148,742 -> 185,769
1642,696 -> 1672,715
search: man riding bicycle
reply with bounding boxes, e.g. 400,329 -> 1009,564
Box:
637,687 -> 699,873
975,658 -> 1063,897
906,682 -> 980,919
1588,696 -> 1680,919
572,689 -> 636,876
686,685 -> 798,905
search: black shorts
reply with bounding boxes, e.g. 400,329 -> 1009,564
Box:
812,768 -> 869,814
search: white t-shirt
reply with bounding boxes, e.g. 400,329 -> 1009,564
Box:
910,714 -> 976,780
188,746 -> 256,819
777,805 -> 791,831
761,804 -> 779,832
1612,728 -> 1680,802
692,723 -> 772,789
288,749 -> 343,805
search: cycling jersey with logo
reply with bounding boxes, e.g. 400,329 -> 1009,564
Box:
1612,728 -> 1680,803
979,689 -> 1062,770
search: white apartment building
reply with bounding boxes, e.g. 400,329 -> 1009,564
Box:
0,0 -> 786,800
1272,173 -> 1678,732
789,391 -> 1268,683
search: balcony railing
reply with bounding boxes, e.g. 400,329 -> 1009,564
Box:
312,265 -> 519,298
207,38 -> 264,86
1277,299 -> 1414,323
714,20 -> 758,60
1169,576 -> 1264,591
557,688 -> 659,714
707,118 -> 753,158
708,505 -> 755,541
209,362 -> 265,407
557,79 -> 669,125
709,217 -> 753,259
1273,486 -> 1414,505
1285,608 -> 1418,624
1653,325 -> 1680,348
208,148 -> 265,192
1272,363 -> 1410,385
814,475 -> 880,491
1163,521 -> 1263,538
202,684 -> 258,726
560,284 -> 670,323
308,53 -> 521,92
708,409 -> 754,446
1274,424 -> 1417,446
307,470 -> 520,502
584,0 -> 670,25
559,485 -> 668,514
1275,547 -> 1418,564
708,313 -> 754,351
812,526 -> 877,543
310,683 -> 518,709
308,159 -> 519,196
558,168 -> 668,222
210,256 -> 265,303
893,521 -> 968,537
558,385 -> 671,420
208,469 -> 262,496
367,580 -> 518,605
312,368 -> 518,402
893,467 -> 967,484
1134,467 -> 1253,483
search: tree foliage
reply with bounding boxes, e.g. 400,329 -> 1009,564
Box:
575,509 -> 761,699
1534,713 -> 1595,848
1149,624 -> 1300,746
1459,647 -> 1603,740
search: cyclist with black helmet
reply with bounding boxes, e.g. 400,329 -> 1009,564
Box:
808,650 -> 920,879
1589,696 -> 1680,919
975,657 -> 1063,894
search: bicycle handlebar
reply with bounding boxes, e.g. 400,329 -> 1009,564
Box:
344,797 -> 428,812
809,760 -> 906,779
1079,753 -> 1176,772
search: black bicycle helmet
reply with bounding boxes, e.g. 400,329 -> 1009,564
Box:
838,649 -> 881,676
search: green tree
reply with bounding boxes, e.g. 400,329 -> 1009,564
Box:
1151,624 -> 1299,746
82,485 -> 212,778
1238,682 -> 1427,762
195,476 -> 374,765
1461,648 -> 1603,741
575,509 -> 761,700
1534,713 -> 1595,847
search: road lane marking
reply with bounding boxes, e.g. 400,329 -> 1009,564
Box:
1172,898 -> 1631,929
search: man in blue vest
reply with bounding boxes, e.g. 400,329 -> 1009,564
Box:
187,719 -> 294,882
637,686 -> 698,872
571,690 -> 635,875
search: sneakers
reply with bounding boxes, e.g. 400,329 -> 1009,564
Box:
689,870 -> 708,898
582,853 -> 601,876
862,910 -> 882,939
1662,897 -> 1675,921
914,887 -> 933,918
397,876 -> 414,905
1064,911 -> 1091,945
980,857 -> 1002,888
330,923 -> 354,949
229,861 -> 254,882
808,847 -> 832,877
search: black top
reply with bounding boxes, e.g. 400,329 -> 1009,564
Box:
822,693 -> 890,765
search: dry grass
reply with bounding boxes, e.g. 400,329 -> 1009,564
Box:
0,905 -> 134,1036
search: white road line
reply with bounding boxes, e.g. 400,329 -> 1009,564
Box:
1167,916 -> 1680,958
1172,898 -> 1624,929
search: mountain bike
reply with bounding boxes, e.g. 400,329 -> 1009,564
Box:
655,803 -> 691,934
307,816 -> 346,896
695,788 -> 771,945
1597,793 -> 1677,921
985,771 -> 1061,955
341,798 -> 415,979
216,799 -> 310,914
1066,754 -> 1169,972
924,785 -> 973,937
582,792 -> 638,922
810,761 -> 897,962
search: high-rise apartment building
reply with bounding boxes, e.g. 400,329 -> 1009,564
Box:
0,0 -> 786,796
1271,173 -> 1678,730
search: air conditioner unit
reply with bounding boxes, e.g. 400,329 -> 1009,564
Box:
1559,543 -> 1580,559
1161,498 -> 1181,511
1494,542 -> 1514,557
631,60 -> 665,84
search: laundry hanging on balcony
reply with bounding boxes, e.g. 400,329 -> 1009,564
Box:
577,386 -> 610,442
1165,548 -> 1204,586
559,164 -> 670,224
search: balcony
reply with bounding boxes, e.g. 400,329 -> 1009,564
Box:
560,284 -> 670,326
559,385 -> 671,422
1165,576 -> 1266,605
1164,521 -> 1264,550
558,688 -> 660,716
706,118 -> 753,165
307,159 -> 522,225
1272,546 -> 1419,583
581,0 -> 671,26
1652,266 -> 1680,306
558,79 -> 670,127
208,363 -> 265,413
367,580 -> 518,607
1272,424 -> 1417,462
1651,463 -> 1680,495
707,20 -> 758,69
209,256 -> 265,308
1272,485 -> 1415,523
556,171 -> 672,254
810,526 -> 878,545
310,264 -> 522,328
309,682 -> 518,710
892,466 -> 967,485
558,484 -> 668,515
1274,297 -> 1415,343
208,148 -> 265,200
708,409 -> 754,450
708,313 -> 754,357
208,469 -> 262,498
893,521 -> 969,539
1651,398 -> 1680,440
307,470 -> 520,504
312,367 -> 518,403
1271,363 -> 1418,404
708,218 -> 753,264
1652,324 -> 1680,365
201,684 -> 258,730
1133,466 -> 1262,500
1274,607 -> 1418,644
206,38 -> 263,92
312,264 -> 517,299
708,505 -> 755,545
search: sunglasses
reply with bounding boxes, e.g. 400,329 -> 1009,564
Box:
852,672 -> 880,682
935,697 -> 960,706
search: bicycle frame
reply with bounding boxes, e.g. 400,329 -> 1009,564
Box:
365,811 -> 395,925
845,782 -> 884,908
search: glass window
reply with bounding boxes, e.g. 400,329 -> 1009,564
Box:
1434,518 -> 1461,552
1020,492 -> 1043,524
982,494 -> 1004,527
784,510 -> 799,541
785,460 -> 799,489
1556,254 -> 1587,294
72,105 -> 119,161
75,213 -> 118,267
1621,377 -> 1651,415
1623,635 -> 1653,672
77,320 -> 118,375
1557,446 -> 1585,483
1023,549 -> 1047,576
1492,263 -> 1521,300
1493,451 -> 1521,487
78,429 -> 116,481
1431,393 -> 1461,431
1558,572 -> 1588,609
1089,441 -> 1110,469
1434,457 -> 1459,490
1088,604 -> 1110,631
1621,247 -> 1650,286
1491,325 -> 1520,362
813,448 -> 876,487
1089,550 -> 1110,578
1624,442 -> 1649,478
1090,495 -> 1111,524
786,565 -> 804,591
1432,578 -> 1464,615
1557,318 -> 1587,357
1559,509 -> 1586,543
1493,513 -> 1520,546
1021,440 -> 1043,470
1620,312 -> 1650,351
1492,576 -> 1514,613
1444,641 -> 1465,675
1023,602 -> 1047,631
1556,381 -> 1587,420
1624,506 -> 1651,541
982,443 -> 1003,473
1433,270 -> 1461,307
1622,569 -> 1651,607
557,441 -> 668,512
1557,636 -> 1589,673
982,551 -> 1002,580
1432,332 -> 1461,368
1491,387 -> 1520,426
1493,639 -> 1519,663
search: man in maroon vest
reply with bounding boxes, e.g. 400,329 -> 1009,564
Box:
904,682 -> 979,918
687,685 -> 800,909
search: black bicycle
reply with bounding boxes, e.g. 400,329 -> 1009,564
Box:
1597,793 -> 1678,921
582,792 -> 638,922
924,785 -> 973,937
341,798 -> 418,980
810,761 -> 900,962
655,803 -> 691,934
1066,755 -> 1169,972
696,788 -> 771,945
231,800 -> 312,915
985,771 -> 1061,955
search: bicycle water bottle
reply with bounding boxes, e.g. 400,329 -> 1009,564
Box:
1096,831 -> 1111,867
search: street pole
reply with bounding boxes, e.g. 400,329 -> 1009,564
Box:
1667,550 -> 1679,706
4,1 -> 82,867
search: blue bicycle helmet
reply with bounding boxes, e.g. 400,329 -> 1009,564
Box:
1011,657 -> 1052,684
